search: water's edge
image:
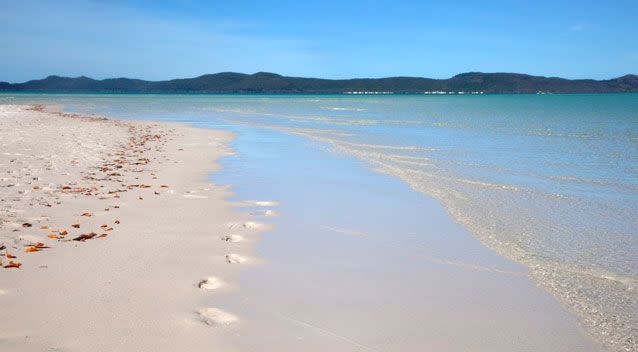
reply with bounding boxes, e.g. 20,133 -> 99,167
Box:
1,93 -> 635,351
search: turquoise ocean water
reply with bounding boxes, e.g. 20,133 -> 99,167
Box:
1,93 -> 636,350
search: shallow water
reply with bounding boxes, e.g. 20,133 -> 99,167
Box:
207,125 -> 598,351
1,93 -> 635,351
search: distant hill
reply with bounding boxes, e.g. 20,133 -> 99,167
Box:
1,72 -> 637,94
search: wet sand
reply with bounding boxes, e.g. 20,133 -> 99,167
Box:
209,125 -> 605,352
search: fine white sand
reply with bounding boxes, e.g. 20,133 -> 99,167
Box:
0,105 -> 272,351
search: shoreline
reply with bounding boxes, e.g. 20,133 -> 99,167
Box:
0,101 -> 606,352
0,105 -> 272,351
194,118 -> 604,352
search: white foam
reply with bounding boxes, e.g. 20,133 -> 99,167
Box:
240,200 -> 279,207
322,107 -> 367,111
254,201 -> 278,206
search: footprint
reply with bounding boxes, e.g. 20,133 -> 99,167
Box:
250,209 -> 278,217
225,254 -> 247,264
221,234 -> 243,243
242,221 -> 263,229
198,277 -> 224,290
197,308 -> 238,326
227,221 -> 263,230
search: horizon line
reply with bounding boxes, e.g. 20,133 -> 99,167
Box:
3,71 -> 637,84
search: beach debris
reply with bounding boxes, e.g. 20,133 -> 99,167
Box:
24,242 -> 50,253
0,113 -> 175,270
73,232 -> 97,241
4,261 -> 22,269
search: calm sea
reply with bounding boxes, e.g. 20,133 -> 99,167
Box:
2,93 -> 636,350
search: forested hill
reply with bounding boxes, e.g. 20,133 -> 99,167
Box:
1,72 -> 637,94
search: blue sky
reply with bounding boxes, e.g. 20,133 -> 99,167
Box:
1,0 -> 636,82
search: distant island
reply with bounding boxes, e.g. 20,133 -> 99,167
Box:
1,72 -> 637,94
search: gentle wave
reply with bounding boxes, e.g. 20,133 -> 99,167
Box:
321,106 -> 368,112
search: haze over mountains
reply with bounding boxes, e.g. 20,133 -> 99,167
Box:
1,72 -> 637,94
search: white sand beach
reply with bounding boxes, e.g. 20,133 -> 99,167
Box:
0,105 -> 273,351
0,103 -> 609,352
1,1 -> 635,350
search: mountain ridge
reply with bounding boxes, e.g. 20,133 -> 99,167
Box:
1,72 -> 637,94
